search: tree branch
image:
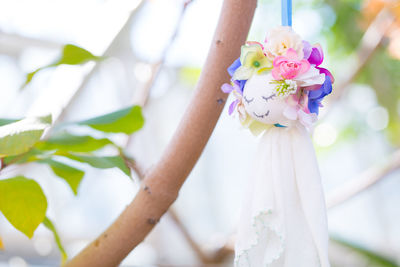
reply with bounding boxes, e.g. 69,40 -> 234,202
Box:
326,149 -> 400,209
327,8 -> 395,105
65,0 -> 257,266
131,0 -> 194,107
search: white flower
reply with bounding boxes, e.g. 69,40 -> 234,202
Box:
264,26 -> 304,59
294,66 -> 325,87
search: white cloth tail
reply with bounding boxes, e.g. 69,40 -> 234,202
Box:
235,125 -> 330,267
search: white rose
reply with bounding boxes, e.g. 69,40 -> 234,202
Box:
265,26 -> 304,58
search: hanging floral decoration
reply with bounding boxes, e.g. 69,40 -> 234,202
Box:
222,26 -> 334,129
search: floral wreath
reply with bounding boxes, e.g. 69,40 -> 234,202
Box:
221,26 -> 334,131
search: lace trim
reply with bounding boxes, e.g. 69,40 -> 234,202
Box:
234,209 -> 285,267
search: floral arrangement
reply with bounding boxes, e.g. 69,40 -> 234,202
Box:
221,26 -> 334,130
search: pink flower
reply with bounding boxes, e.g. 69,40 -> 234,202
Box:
272,48 -> 310,80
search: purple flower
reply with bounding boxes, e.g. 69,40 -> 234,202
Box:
308,76 -> 332,114
221,81 -> 243,115
228,99 -> 240,115
307,44 -> 335,83
303,41 -> 312,59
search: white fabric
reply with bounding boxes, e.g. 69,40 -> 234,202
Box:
235,124 -> 330,267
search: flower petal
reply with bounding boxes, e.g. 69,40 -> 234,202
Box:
259,57 -> 273,69
308,44 -> 324,66
233,66 -> 254,80
303,41 -> 312,59
298,59 -> 311,75
286,48 -> 299,60
237,80 -> 246,94
316,67 -> 335,83
298,109 -> 317,126
228,58 -> 241,77
221,83 -> 234,93
273,56 -> 287,67
240,45 -> 263,65
272,68 -> 283,80
246,41 -> 264,50
228,99 -> 240,115
294,66 -> 325,87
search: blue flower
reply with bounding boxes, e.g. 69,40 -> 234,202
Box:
228,57 -> 241,76
308,76 -> 332,114
227,57 -> 247,93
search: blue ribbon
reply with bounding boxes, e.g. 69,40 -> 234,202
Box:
274,123 -> 287,128
281,0 -> 292,26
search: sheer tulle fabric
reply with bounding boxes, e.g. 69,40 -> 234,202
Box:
235,125 -> 330,267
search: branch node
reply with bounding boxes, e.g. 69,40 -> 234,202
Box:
147,218 -> 159,225
143,185 -> 151,194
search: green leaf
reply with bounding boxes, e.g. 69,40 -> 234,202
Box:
332,237 -> 398,267
22,44 -> 103,88
37,132 -> 113,153
43,217 -> 67,264
0,118 -> 19,127
64,153 -> 131,177
0,176 -> 47,238
77,105 -> 144,134
39,159 -> 84,195
3,148 -> 53,165
22,69 -> 42,88
0,115 -> 52,157
57,44 -> 102,65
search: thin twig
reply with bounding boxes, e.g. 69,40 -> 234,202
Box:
131,0 -> 194,107
326,8 -> 396,107
48,0 -> 146,132
125,0 -> 194,146
326,149 -> 400,209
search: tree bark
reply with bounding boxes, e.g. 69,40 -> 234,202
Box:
65,0 -> 257,266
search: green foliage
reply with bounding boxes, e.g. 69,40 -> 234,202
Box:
0,115 -> 51,157
0,41 -> 147,261
39,159 -> 85,195
325,0 -> 363,53
63,153 -> 131,177
3,148 -> 51,165
78,105 -> 144,134
22,44 -> 103,88
37,132 -> 113,153
332,237 -> 399,267
0,176 -> 47,238
57,44 -> 103,65
0,104 -> 144,258
0,119 -> 18,126
43,217 -> 67,264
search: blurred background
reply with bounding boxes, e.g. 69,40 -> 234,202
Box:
0,0 -> 399,266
